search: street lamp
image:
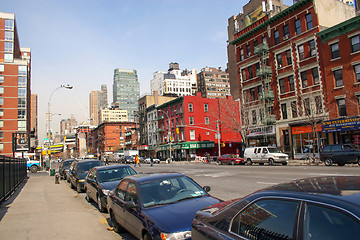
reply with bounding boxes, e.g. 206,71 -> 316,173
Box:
158,109 -> 172,161
47,84 -> 73,159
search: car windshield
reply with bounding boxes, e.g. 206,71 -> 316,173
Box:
139,176 -> 207,208
77,161 -> 101,172
268,148 -> 282,153
97,167 -> 137,183
63,160 -> 74,168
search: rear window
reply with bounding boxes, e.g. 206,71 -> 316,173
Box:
332,145 -> 342,151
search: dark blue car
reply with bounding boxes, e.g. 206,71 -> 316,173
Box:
68,159 -> 102,193
192,176 -> 360,240
107,173 -> 221,240
84,164 -> 137,212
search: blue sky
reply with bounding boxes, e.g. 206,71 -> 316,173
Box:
2,0 -> 293,140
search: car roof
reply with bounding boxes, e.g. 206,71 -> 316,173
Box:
257,176 -> 360,207
77,159 -> 101,164
93,164 -> 133,171
123,172 -> 185,184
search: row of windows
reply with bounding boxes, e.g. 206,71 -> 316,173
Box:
330,35 -> 360,59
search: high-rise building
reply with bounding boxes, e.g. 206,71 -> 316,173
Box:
0,12 -> 31,156
150,62 -> 197,97
89,85 -> 108,126
60,115 -> 77,135
30,94 -> 38,149
112,69 -> 140,122
197,67 -> 230,98
99,107 -> 128,123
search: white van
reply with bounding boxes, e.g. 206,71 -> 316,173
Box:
244,147 -> 289,165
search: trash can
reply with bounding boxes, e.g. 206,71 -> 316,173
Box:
50,169 -> 55,176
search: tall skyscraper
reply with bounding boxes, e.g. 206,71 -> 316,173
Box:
0,12 -> 31,156
99,84 -> 108,109
112,69 -> 140,122
89,85 -> 108,126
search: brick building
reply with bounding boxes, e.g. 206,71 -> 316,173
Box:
0,12 -> 32,156
197,67 -> 231,98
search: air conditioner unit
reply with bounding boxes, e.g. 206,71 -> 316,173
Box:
283,35 -> 289,40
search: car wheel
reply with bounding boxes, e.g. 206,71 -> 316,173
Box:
358,158 -> 360,166
269,159 -> 274,166
110,210 -> 124,233
337,163 -> 345,166
324,158 -> 333,166
144,232 -> 152,240
30,165 -> 38,173
231,160 -> 235,165
76,183 -> 82,193
97,194 -> 106,213
282,162 -> 288,166
247,159 -> 253,165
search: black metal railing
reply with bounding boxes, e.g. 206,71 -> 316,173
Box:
0,156 -> 27,203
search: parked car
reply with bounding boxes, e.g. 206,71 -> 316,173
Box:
217,154 -> 244,165
107,173 -> 221,240
59,158 -> 76,179
85,164 -> 137,212
119,155 -> 134,164
144,158 -> 160,164
192,175 -> 360,240
320,144 -> 360,166
244,146 -> 288,165
66,160 -> 78,182
68,159 -> 102,193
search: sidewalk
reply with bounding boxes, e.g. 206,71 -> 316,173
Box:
0,171 -> 123,240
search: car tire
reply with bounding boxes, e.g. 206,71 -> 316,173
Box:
324,158 -> 333,166
97,194 -> 106,213
231,160 -> 235,165
110,210 -> 124,233
76,183 -> 82,193
247,159 -> 253,165
282,162 -> 288,166
30,165 -> 38,173
219,160 -> 223,165
144,232 -> 152,240
357,158 -> 360,166
269,159 -> 274,166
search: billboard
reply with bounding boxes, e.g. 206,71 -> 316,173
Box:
12,132 -> 30,152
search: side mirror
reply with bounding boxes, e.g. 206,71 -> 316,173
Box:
203,186 -> 211,192
125,201 -> 138,209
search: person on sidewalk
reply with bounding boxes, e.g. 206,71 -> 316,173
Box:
134,154 -> 141,167
150,155 -> 154,167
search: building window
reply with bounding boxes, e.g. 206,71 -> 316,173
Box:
188,103 -> 193,112
18,98 -> 26,108
255,62 -> 260,72
262,36 -> 267,43
252,110 -> 257,124
190,130 -> 195,140
289,75 -> 295,91
18,66 -> 27,76
295,19 -> 302,35
246,44 -> 251,57
250,88 -> 255,101
291,101 -> 298,118
0,76 -> 3,83
305,13 -> 313,30
281,103 -> 288,119
5,19 -> 14,30
0,87 -> 3,94
0,121 -> 3,127
18,88 -> 26,97
331,43 -> 340,59
337,98 -> 347,116
254,40 -> 258,47
274,30 -> 280,45
0,109 -> 3,116
240,48 -> 244,61
18,110 -> 26,119
283,25 -> 289,40
286,50 -> 292,65
0,98 -> 4,105
315,96 -> 323,114
241,69 -> 246,81
309,40 -> 316,57
276,53 -> 282,68
189,116 -> 194,125
5,31 -> 14,41
334,69 -> 343,87
304,98 -> 311,116
279,78 -> 285,94
205,117 -> 209,125
204,103 -> 208,112
18,76 -> 26,86
354,64 -> 360,82
351,35 -> 360,53
312,68 -> 319,85
301,71 -> 308,88
0,65 -> 4,72
4,42 -> 13,52
298,45 -> 305,60
248,66 -> 254,79
0,132 -> 3,139
18,121 -> 26,131
4,53 -> 13,63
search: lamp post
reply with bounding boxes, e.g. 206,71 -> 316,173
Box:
158,109 -> 172,161
47,84 -> 73,160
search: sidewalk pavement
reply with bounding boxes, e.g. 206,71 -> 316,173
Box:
0,171 -> 123,240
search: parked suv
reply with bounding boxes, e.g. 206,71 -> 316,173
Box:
244,147 -> 288,165
320,144 -> 360,166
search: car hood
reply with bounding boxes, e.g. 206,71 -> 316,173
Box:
271,153 -> 288,157
99,181 -> 120,191
77,172 -> 88,180
143,196 -> 221,233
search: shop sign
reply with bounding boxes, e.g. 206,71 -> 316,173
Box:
247,125 -> 275,137
181,141 -> 215,149
292,125 -> 322,134
322,117 -> 360,133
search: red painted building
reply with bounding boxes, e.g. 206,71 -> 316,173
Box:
156,93 -> 241,160
227,0 -> 355,158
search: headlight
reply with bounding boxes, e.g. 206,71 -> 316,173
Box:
102,189 -> 110,196
161,231 -> 191,240
78,179 -> 85,183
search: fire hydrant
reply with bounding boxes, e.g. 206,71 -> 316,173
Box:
55,173 -> 60,184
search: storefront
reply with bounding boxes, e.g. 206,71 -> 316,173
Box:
291,124 -> 324,159
247,125 -> 276,147
322,116 -> 360,145
157,141 -> 216,160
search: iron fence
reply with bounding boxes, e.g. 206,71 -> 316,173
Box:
0,156 -> 27,203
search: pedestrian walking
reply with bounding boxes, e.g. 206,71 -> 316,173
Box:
150,155 -> 154,167
134,154 -> 141,167
105,156 -> 109,165
206,152 -> 210,164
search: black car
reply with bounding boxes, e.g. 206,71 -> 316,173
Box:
59,158 -> 76,179
320,144 -> 360,166
85,164 -> 137,212
192,176 -> 360,240
68,159 -> 102,193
